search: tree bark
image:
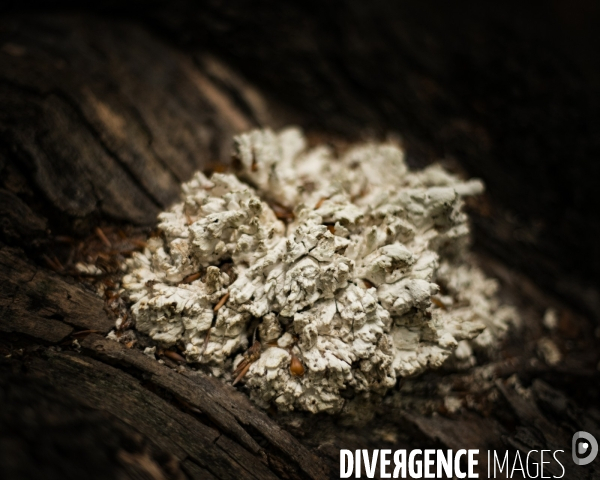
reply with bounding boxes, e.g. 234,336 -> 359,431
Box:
0,14 -> 328,480
1,6 -> 600,480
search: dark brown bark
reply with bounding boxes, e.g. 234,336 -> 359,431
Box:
0,14 -> 326,480
1,6 -> 600,480
0,242 -> 329,480
0,14 -> 273,230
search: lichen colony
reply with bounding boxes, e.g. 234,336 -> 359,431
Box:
120,128 -> 515,413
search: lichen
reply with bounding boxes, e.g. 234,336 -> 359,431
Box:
120,127 -> 516,413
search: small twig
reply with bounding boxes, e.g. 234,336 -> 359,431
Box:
213,292 -> 229,311
42,254 -> 62,272
162,350 -> 186,363
430,296 -> 447,310
54,235 -> 75,244
232,363 -> 252,386
314,197 -> 327,209
71,329 -> 101,338
95,227 -> 112,248
182,272 -> 201,284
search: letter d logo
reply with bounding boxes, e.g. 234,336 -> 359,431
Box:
572,431 -> 598,466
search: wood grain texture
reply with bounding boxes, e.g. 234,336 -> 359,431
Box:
28,352 -> 267,480
1,5 -> 599,480
0,244 -> 113,336
0,242 -> 328,479
81,334 -> 328,480
0,15 -> 262,230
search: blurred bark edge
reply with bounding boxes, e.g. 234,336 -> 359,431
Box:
1,3 -> 600,480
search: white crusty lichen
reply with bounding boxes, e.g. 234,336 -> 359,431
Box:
120,127 -> 516,414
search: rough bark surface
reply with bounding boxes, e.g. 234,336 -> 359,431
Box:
1,5 -> 600,480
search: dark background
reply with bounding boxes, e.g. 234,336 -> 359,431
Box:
1,2 -> 600,479
3,0 -> 600,318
